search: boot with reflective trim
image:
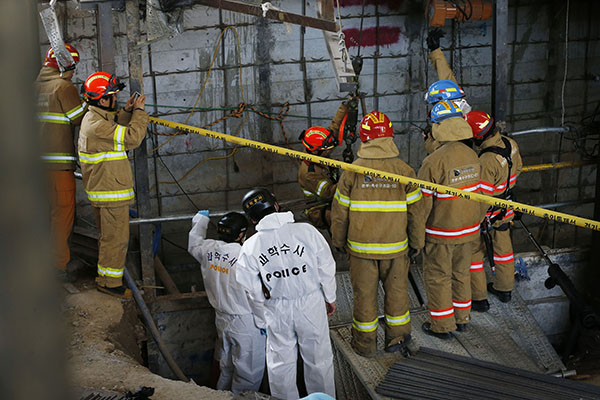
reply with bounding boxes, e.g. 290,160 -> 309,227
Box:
487,282 -> 511,303
472,299 -> 490,312
97,284 -> 132,299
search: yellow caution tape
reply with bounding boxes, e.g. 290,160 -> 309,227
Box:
522,160 -> 596,173
149,117 -> 600,232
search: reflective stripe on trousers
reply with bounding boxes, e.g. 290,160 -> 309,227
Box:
86,188 -> 135,202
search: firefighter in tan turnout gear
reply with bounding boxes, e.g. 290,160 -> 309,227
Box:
466,111 -> 523,306
418,100 -> 484,338
36,44 -> 87,279
426,28 -> 523,310
79,72 -> 148,298
331,111 -> 426,357
297,102 -> 348,229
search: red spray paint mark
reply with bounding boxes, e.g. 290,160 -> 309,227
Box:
343,26 -> 402,48
338,0 -> 403,11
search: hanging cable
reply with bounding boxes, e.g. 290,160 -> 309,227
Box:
156,153 -> 199,209
356,0 -> 366,58
561,0 -> 570,127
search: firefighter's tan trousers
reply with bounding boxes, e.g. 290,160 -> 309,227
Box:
349,254 -> 411,354
93,206 -> 129,288
471,226 -> 515,299
48,170 -> 75,270
423,241 -> 472,333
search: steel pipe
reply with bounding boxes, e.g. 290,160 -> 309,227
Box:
522,160 -> 595,173
510,126 -> 570,137
533,198 -> 595,210
124,267 -> 189,382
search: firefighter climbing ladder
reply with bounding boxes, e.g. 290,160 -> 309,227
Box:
149,116 -> 600,232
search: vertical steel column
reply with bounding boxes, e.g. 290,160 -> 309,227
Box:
147,45 -> 163,217
492,0 -> 509,123
127,0 -> 156,298
301,0 -> 313,128
256,18 -> 274,191
508,0 -> 518,129
373,2 -> 380,111
97,2 -> 116,74
219,8 -> 231,208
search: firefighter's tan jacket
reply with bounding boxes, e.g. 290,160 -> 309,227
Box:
418,118 -> 485,244
478,131 -> 523,226
429,48 -> 458,84
36,67 -> 88,171
331,137 -> 426,259
78,105 -> 149,208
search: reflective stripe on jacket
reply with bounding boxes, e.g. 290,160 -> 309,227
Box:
36,67 -> 87,171
331,137 -> 427,259
418,138 -> 486,244
78,105 -> 148,207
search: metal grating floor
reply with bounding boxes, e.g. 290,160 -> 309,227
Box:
329,263 -> 565,399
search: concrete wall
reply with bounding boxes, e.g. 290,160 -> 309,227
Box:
40,0 -> 599,269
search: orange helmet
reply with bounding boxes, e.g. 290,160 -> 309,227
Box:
81,72 -> 125,100
359,111 -> 393,142
465,110 -> 494,139
299,126 -> 339,152
43,44 -> 80,70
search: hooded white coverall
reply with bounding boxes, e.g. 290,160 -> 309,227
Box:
235,211 -> 337,400
188,213 -> 266,393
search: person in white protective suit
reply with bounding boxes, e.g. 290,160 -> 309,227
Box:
188,209 -> 266,394
235,188 -> 337,400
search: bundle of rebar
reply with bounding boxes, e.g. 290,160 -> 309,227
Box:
376,347 -> 600,400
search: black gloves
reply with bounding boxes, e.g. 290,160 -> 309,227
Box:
408,247 -> 421,264
422,124 -> 432,141
427,28 -> 445,51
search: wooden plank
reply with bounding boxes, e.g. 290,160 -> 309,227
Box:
154,256 -> 181,295
149,291 -> 212,313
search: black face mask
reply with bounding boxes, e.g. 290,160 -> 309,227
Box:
95,95 -> 118,112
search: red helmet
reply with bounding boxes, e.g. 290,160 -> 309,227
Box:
82,72 -> 125,100
465,110 -> 494,138
299,126 -> 339,152
43,44 -> 80,70
359,111 -> 393,142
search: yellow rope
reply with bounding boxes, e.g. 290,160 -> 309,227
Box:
149,115 -> 600,232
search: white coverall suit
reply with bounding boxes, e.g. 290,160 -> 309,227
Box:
235,211 -> 337,400
188,213 -> 266,393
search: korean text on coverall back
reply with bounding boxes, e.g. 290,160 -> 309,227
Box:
235,211 -> 336,400
188,213 -> 265,394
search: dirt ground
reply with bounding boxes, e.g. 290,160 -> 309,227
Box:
63,285 -> 233,400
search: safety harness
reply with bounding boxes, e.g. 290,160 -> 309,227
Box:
479,136 -> 514,270
480,136 -> 514,224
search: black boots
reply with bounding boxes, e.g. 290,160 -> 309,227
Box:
472,299 -> 490,312
422,322 -> 452,340
488,282 -> 512,303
